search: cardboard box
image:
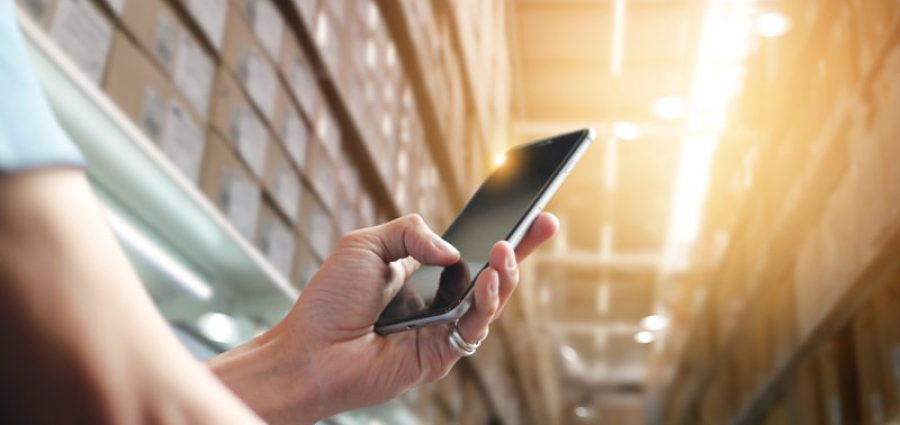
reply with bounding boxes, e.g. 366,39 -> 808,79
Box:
19,0 -> 114,84
298,187 -> 335,259
272,86 -> 310,171
210,67 -> 272,179
262,142 -> 301,223
255,201 -> 295,279
174,0 -> 229,51
199,132 -> 261,240
278,23 -> 320,121
306,139 -> 340,213
291,234 -> 320,290
313,103 -> 342,161
231,0 -> 283,62
119,0 -> 214,119
221,3 -> 278,121
103,33 -> 206,183
290,0 -> 318,36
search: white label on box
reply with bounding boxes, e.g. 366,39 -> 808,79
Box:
221,169 -> 260,240
20,0 -> 55,23
161,101 -> 205,183
247,0 -> 283,60
230,107 -> 268,178
287,56 -> 317,118
261,217 -> 294,278
274,167 -> 300,221
187,0 -> 227,50
239,48 -> 277,119
312,160 -> 337,211
152,14 -> 178,72
102,0 -> 124,15
310,208 -> 332,258
140,87 -> 167,140
316,109 -> 341,160
49,0 -> 112,84
282,111 -> 309,169
174,33 -> 214,119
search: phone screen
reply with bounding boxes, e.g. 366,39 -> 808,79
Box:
376,130 -> 588,327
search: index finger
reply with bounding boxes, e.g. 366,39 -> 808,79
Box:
513,213 -> 559,262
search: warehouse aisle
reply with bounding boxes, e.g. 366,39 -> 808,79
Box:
12,0 -> 900,424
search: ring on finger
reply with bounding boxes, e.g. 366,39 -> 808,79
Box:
448,321 -> 487,356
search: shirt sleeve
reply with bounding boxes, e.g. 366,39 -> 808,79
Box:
0,0 -> 84,172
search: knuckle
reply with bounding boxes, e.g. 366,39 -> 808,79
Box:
404,213 -> 425,227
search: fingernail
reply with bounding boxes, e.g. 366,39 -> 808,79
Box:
434,237 -> 459,256
490,277 -> 499,294
505,253 -> 516,271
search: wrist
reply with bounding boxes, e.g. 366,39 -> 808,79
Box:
207,324 -> 323,425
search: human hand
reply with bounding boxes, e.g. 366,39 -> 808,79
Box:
209,213 -> 558,424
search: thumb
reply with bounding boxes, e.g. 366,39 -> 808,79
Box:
359,214 -> 459,265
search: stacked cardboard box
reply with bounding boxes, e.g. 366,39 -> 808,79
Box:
16,0 -> 427,291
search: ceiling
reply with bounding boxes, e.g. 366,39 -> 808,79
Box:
507,0 -> 753,422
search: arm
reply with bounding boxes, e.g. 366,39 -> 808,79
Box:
0,169 -> 263,424
208,213 -> 559,424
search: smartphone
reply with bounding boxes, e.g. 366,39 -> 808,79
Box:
374,128 -> 595,334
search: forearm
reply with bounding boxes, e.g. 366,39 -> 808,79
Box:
0,170 -> 263,424
207,323 -> 323,425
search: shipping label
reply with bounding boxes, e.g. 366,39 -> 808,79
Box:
188,0 -> 227,50
220,169 -> 260,240
240,48 -> 277,119
229,106 -> 268,178
161,101 -> 205,183
49,0 -> 113,84
173,33 -> 214,119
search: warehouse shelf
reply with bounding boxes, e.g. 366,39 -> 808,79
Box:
276,1 -> 403,219
656,10 -> 900,425
19,11 -> 297,331
375,1 -> 466,206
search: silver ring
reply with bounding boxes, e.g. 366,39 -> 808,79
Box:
448,321 -> 484,357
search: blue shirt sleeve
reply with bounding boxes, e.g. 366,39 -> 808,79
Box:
0,0 -> 83,172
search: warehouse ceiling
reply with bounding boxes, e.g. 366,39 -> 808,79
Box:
508,0 -> 763,421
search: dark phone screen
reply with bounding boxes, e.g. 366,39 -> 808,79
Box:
376,130 -> 588,326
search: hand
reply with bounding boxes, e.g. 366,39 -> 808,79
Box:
209,213 -> 558,424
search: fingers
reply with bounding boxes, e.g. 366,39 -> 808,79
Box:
488,241 -> 518,320
513,213 -> 559,262
455,268 -> 500,345
355,214 -> 459,265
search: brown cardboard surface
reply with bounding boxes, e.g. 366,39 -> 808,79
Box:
262,141 -> 301,223
278,31 -> 320,122
221,2 -> 278,121
199,131 -> 262,240
255,200 -> 295,280
103,31 -> 177,136
272,85 -> 310,172
210,67 -> 272,179
119,0 -> 214,119
29,0 -> 115,84
104,32 -> 207,182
